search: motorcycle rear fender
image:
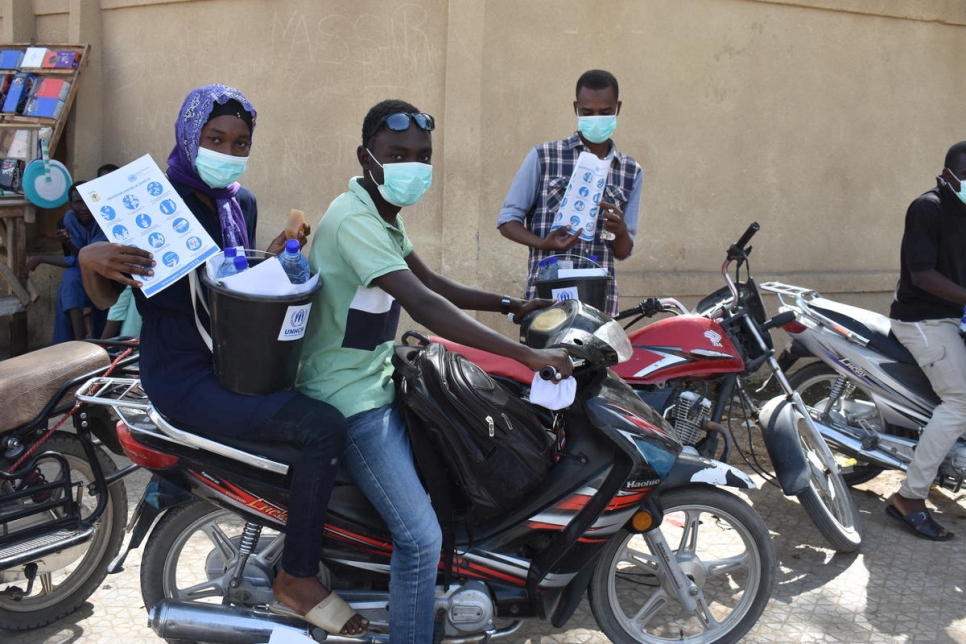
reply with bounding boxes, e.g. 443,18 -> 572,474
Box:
757,396 -> 810,496
107,478 -> 193,574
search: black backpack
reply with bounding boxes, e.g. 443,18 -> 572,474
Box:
393,341 -> 555,520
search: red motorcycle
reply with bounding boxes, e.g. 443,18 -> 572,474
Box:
604,224 -> 861,552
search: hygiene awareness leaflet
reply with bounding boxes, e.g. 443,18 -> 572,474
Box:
549,151 -> 611,242
79,154 -> 219,298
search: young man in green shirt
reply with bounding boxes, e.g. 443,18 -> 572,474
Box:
297,99 -> 572,642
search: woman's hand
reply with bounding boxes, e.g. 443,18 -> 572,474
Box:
512,297 -> 556,322
266,222 -> 312,255
79,242 -> 155,288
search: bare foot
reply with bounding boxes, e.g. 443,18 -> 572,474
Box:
273,568 -> 369,636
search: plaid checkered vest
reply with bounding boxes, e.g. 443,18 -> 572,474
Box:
524,133 -> 641,315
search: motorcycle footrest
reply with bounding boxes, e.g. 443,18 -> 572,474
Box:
0,525 -> 96,570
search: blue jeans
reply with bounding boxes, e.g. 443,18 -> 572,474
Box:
344,404 -> 442,644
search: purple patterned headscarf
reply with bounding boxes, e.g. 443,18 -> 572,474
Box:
166,84 -> 256,249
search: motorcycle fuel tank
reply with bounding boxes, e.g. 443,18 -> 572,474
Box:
612,315 -> 744,385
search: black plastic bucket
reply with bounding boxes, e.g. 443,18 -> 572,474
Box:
535,275 -> 610,311
201,260 -> 321,396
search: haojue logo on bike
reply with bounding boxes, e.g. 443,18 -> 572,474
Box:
278,304 -> 312,341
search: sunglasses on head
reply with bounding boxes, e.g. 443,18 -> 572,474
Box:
377,112 -> 436,133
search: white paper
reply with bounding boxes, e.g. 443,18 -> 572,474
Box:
558,267 -> 607,278
80,154 -> 220,298
267,627 -> 317,644
207,252 -> 320,297
550,151 -> 611,242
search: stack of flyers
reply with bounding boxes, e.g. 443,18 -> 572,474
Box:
549,151 -> 611,242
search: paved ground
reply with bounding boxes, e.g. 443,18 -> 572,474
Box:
4,454 -> 966,643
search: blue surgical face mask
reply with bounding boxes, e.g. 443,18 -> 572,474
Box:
195,146 -> 249,189
577,115 -> 618,144
947,169 -> 966,206
366,149 -> 433,207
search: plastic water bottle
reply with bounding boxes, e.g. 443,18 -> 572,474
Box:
216,247 -> 238,279
589,254 -> 599,267
960,306 -> 966,338
219,254 -> 249,279
279,239 -> 310,284
547,256 -> 559,280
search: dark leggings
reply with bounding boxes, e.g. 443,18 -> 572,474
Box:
238,394 -> 347,578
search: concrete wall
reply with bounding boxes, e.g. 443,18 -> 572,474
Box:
4,0 -> 966,351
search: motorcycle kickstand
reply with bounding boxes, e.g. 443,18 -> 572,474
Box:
643,527 -> 714,626
2,562 -> 39,601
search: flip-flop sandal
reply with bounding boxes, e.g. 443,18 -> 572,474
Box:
885,504 -> 955,542
269,593 -> 367,638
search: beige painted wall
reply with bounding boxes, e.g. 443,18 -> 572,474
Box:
4,0 -> 966,350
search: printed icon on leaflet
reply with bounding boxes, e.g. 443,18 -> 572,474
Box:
162,252 -> 179,268
148,232 -> 165,248
147,181 -> 164,197
173,218 -> 190,234
101,205 -> 116,220
159,199 -> 177,215
136,213 -> 152,229
112,225 -> 129,240
122,194 -> 139,210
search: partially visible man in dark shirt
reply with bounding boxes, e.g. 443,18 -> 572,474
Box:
886,140 -> 966,542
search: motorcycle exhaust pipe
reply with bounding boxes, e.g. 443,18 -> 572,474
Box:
812,419 -> 908,471
149,600 -> 309,643
148,600 -> 380,643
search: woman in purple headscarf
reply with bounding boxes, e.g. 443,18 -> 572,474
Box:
79,85 -> 367,637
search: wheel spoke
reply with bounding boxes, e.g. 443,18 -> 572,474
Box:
705,551 -> 750,577
692,594 -> 721,630
39,572 -> 54,595
178,578 -> 225,601
201,523 -> 238,561
630,587 -> 670,629
678,509 -> 701,555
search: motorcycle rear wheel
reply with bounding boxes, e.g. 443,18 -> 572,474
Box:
0,433 -> 127,630
588,486 -> 775,644
789,362 -> 886,486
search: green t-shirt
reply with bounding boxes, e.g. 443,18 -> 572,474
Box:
297,178 -> 414,418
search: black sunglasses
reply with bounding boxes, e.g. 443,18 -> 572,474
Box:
377,112 -> 435,133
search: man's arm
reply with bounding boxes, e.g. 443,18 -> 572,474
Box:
910,269 -> 966,307
374,265 -> 571,376
79,242 -> 155,310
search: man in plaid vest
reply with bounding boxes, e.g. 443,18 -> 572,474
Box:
498,69 -> 643,316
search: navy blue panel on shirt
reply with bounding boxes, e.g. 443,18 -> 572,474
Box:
342,300 -> 401,351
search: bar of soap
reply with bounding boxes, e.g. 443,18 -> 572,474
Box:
285,208 -> 305,239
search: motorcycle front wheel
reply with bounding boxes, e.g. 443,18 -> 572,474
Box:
792,400 -> 863,553
588,486 -> 776,644
789,362 -> 887,486
0,433 -> 127,630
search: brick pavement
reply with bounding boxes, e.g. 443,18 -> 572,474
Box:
4,463 -> 965,643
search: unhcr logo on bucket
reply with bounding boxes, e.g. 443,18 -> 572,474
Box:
277,303 -> 313,341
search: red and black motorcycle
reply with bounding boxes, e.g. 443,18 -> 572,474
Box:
78,299 -> 775,644
610,223 -> 861,553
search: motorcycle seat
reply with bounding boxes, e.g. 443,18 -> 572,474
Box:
810,298 -> 917,365
0,341 -> 111,434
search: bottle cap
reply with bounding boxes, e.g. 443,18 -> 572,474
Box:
285,238 -> 300,253
224,246 -> 237,258
548,256 -> 558,264
234,255 -> 249,269
538,259 -> 548,267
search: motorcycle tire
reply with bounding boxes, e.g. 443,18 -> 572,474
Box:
588,485 -> 776,644
793,406 -> 863,553
0,433 -> 127,630
140,499 -> 283,644
788,362 -> 886,486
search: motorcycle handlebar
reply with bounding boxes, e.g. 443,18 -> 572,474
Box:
734,222 -> 760,251
538,366 -> 560,381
